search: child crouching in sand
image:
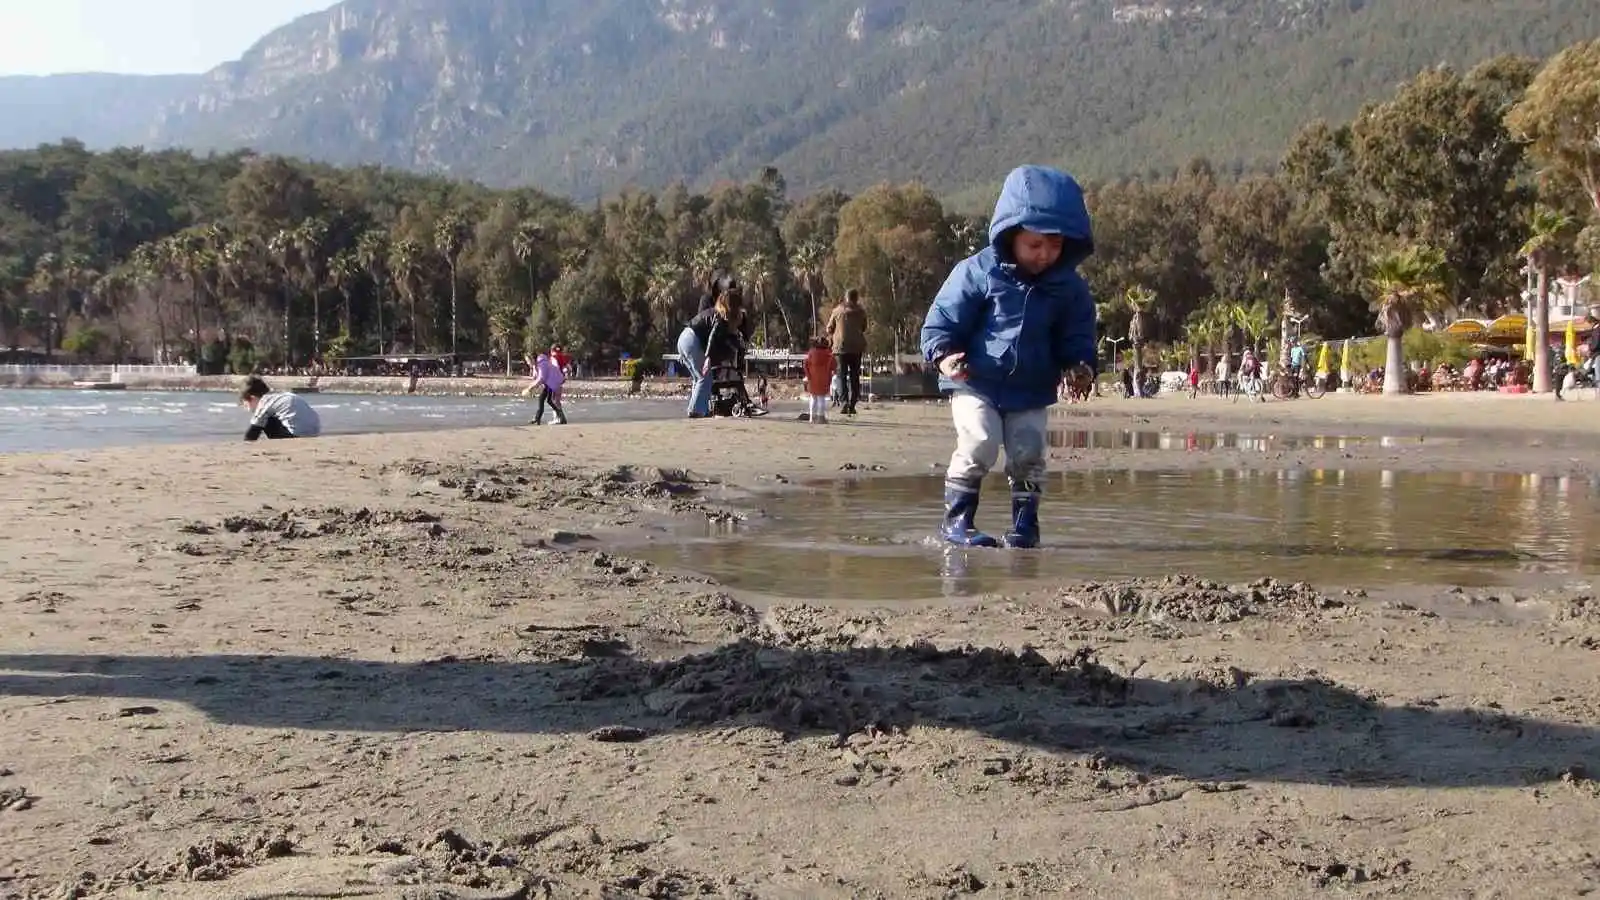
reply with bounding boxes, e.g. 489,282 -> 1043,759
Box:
920,164 -> 1098,548
803,337 -> 836,424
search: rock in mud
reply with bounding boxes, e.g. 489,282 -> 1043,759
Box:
1,786 -> 33,812
587,725 -> 651,743
1065,575 -> 1342,623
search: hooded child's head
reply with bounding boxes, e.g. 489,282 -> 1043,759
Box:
987,165 -> 1094,277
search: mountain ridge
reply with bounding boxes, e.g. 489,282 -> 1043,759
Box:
2,0 -> 1597,203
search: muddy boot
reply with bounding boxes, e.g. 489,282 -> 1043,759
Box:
1003,479 -> 1042,549
941,479 -> 999,548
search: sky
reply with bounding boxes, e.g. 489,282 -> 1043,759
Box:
0,0 -> 338,76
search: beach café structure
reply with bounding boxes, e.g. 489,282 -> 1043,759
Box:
1433,271 -> 1594,355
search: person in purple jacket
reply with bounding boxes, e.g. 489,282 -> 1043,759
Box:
527,351 -> 568,425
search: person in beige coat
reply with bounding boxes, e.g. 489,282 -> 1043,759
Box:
825,288 -> 868,414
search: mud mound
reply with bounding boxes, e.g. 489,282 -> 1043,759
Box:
1064,576 -> 1344,623
359,826 -> 743,898
629,641 -> 1129,736
671,592 -> 761,636
1556,594 -> 1600,623
56,832 -> 294,897
215,507 -> 442,539
760,604 -> 891,649
514,623 -> 631,660
593,465 -> 706,497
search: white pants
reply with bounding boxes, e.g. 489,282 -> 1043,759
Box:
808,394 -> 828,422
946,392 -> 1048,486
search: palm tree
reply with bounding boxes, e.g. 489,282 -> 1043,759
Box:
511,220 -> 544,301
690,237 -> 729,289
1522,206 -> 1578,393
1370,245 -> 1449,396
326,250 -> 361,358
129,243 -> 173,363
27,253 -> 62,359
59,254 -> 97,319
388,237 -> 424,353
1184,305 -> 1225,373
1123,286 -> 1156,372
789,239 -> 828,337
291,218 -> 328,362
433,212 -> 470,357
645,259 -> 687,350
1229,300 -> 1272,358
216,236 -> 258,324
93,269 -> 134,363
737,253 -> 790,347
266,228 -> 299,364
355,230 -> 391,354
158,231 -> 211,366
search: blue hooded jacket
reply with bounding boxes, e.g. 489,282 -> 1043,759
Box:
920,165 -> 1097,411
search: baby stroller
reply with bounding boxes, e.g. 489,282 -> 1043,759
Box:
708,362 -> 768,417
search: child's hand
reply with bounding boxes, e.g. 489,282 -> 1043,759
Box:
938,353 -> 970,380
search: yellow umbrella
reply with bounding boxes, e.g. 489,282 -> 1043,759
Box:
1339,339 -> 1351,376
1315,342 -> 1330,376
1525,324 -> 1534,360
1566,318 -> 1580,367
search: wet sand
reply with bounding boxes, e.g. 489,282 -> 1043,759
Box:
3,392 -> 1600,898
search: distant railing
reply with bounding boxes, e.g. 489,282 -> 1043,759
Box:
0,364 -> 198,379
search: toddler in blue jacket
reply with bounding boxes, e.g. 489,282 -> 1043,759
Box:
920,165 -> 1098,548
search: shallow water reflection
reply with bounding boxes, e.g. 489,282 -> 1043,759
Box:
1045,430 -> 1436,452
633,470 -> 1599,600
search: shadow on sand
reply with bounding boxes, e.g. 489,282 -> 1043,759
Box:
2,641 -> 1593,791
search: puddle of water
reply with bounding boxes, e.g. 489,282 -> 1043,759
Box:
632,469 -> 1600,601
1045,430 -> 1439,452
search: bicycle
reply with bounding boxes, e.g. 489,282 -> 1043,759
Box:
1234,371 -> 1263,403
1270,370 -> 1326,401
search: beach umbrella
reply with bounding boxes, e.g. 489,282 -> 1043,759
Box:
1566,318 -> 1581,367
1315,342 -> 1330,376
1338,340 -> 1352,382
1525,324 -> 1535,360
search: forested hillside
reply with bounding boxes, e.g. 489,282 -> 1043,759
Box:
4,0 -> 1598,203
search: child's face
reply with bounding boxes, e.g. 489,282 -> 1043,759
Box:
1012,230 -> 1065,275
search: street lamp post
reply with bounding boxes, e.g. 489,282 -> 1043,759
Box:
1102,336 -> 1128,398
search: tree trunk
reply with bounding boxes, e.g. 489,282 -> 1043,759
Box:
1382,326 -> 1407,396
155,292 -> 168,364
280,277 -> 293,367
375,276 -> 386,356
1533,265 -> 1553,394
448,264 -> 459,357
311,288 -> 322,363
191,280 -> 203,371
772,287 -> 797,349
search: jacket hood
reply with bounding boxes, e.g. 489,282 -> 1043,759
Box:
987,165 -> 1094,270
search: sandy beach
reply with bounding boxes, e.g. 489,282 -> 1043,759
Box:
4,391 -> 1600,899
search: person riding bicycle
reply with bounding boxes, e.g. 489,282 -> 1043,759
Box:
1240,349 -> 1261,380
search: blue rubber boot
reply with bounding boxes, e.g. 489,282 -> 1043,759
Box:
941,480 -> 999,548
1003,479 -> 1042,549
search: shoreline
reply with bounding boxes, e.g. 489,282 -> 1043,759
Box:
0,372 -> 701,400
3,397 -> 1600,897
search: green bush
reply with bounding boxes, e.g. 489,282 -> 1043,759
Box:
621,355 -> 660,379
1354,331 -> 1477,371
